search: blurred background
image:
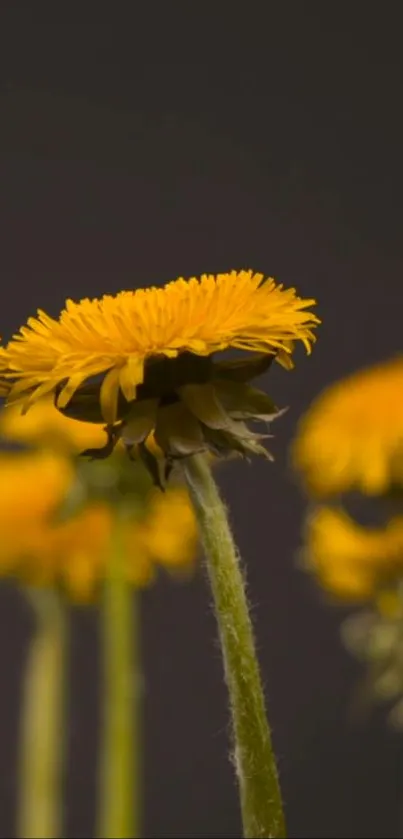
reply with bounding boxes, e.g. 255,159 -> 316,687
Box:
0,6 -> 402,837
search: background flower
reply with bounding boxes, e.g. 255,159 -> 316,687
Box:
302,506 -> 403,602
0,448 -> 197,601
0,396 -> 108,453
292,357 -> 403,731
292,357 -> 403,496
0,392 -> 198,602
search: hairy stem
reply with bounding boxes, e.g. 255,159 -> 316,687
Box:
183,454 -> 285,838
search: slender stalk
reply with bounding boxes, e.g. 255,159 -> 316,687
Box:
97,514 -> 139,839
182,454 -> 286,839
18,586 -> 67,839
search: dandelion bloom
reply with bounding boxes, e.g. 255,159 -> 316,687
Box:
292,357 -> 403,496
303,506 -> 403,602
2,271 -> 319,476
0,449 -> 197,602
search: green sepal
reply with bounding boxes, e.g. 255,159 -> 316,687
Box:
154,401 -> 205,457
179,383 -> 248,434
120,398 -> 158,446
55,382 -> 106,423
179,383 -> 274,451
80,424 -> 121,460
213,380 -> 280,421
202,425 -> 274,460
212,353 -> 274,383
138,352 -> 212,399
55,381 -> 132,424
137,440 -> 164,491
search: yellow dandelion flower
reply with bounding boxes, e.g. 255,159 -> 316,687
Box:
0,450 -> 197,601
292,357 -> 403,496
3,270 -> 319,476
303,506 -> 403,602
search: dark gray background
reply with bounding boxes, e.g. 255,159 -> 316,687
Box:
1,7 -> 402,837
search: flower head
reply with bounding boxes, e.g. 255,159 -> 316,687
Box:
303,506 -> 403,602
0,449 -> 197,601
2,271 -> 319,478
292,357 -> 403,497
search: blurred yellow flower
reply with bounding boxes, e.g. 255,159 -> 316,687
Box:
0,396 -> 108,453
292,357 -> 403,496
0,450 -> 197,601
303,506 -> 403,602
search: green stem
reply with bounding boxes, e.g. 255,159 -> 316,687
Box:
97,514 -> 139,839
182,454 -> 286,839
18,586 -> 67,839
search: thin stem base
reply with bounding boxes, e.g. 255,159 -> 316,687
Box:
18,586 -> 67,839
97,515 -> 139,839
